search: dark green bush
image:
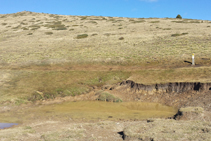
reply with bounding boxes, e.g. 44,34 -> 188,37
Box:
176,14 -> 182,19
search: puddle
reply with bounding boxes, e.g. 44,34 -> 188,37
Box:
0,123 -> 18,129
0,101 -> 178,122
35,101 -> 178,120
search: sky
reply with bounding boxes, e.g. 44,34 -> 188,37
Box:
0,0 -> 211,20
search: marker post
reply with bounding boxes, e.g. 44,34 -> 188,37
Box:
192,53 -> 195,65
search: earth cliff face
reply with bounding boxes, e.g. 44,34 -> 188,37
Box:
108,80 -> 211,111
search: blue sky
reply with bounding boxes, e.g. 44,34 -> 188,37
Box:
0,0 -> 211,20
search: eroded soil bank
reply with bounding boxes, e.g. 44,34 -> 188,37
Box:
105,80 -> 211,111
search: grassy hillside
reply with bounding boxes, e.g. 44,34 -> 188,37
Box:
0,11 -> 211,103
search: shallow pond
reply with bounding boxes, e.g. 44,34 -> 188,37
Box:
0,101 -> 178,123
0,123 -> 18,129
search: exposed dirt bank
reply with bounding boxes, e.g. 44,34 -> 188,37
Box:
107,80 -> 211,111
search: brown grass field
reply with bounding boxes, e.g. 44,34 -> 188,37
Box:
0,11 -> 211,140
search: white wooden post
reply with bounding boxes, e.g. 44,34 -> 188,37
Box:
192,53 -> 195,65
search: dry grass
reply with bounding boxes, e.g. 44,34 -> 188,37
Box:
0,12 -> 210,66
124,119 -> 211,141
0,69 -> 130,103
0,11 -> 211,103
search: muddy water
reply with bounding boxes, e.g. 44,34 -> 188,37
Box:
0,101 -> 177,123
34,101 -> 177,121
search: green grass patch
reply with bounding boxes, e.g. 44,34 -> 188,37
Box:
0,70 -> 130,103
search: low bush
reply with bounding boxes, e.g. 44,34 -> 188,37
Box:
150,21 -> 160,23
76,34 -> 88,39
29,24 -> 40,30
44,21 -> 67,30
119,37 -> 124,40
1,23 -> 7,25
45,32 -> 53,35
171,32 -> 188,37
176,14 -> 182,19
97,91 -> 122,102
22,27 -> 29,30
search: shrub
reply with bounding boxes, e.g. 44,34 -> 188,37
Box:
91,33 -> 98,36
45,32 -> 53,35
119,37 -> 124,40
44,21 -> 67,30
150,21 -> 160,23
97,92 -> 122,102
176,14 -> 182,19
1,23 -> 7,25
27,33 -> 33,35
22,27 -> 29,30
76,34 -> 88,39
163,28 -> 171,30
29,24 -> 40,30
171,32 -> 188,37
